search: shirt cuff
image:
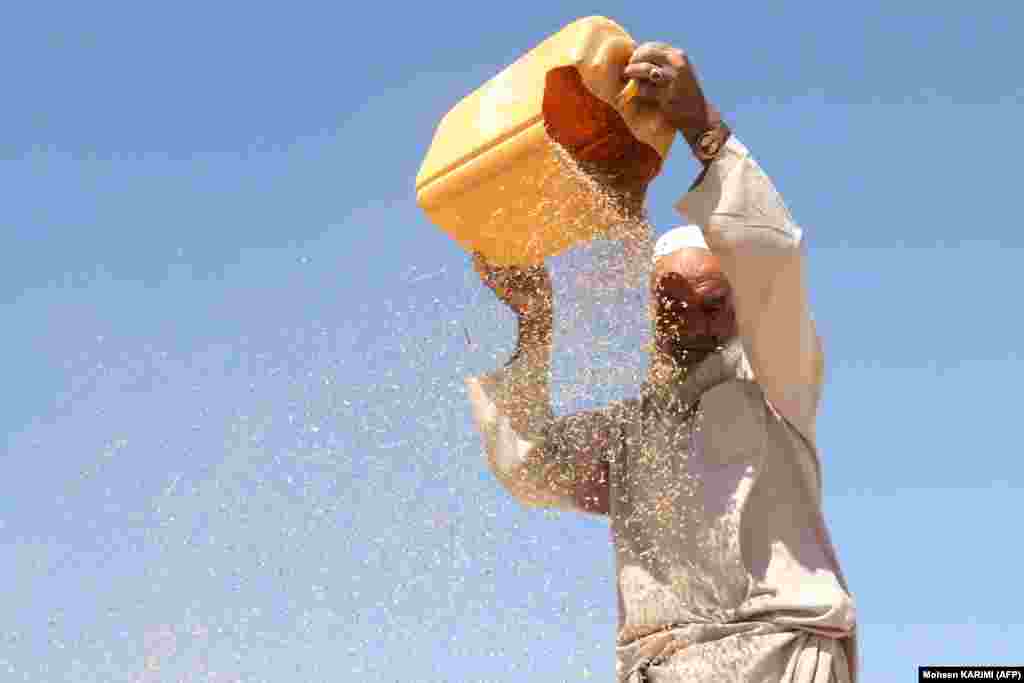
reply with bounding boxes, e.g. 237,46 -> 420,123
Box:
673,136 -> 803,247
675,136 -> 747,225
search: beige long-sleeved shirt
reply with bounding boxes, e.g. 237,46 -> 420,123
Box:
466,136 -> 857,683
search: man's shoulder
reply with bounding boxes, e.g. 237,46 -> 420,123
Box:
699,378 -> 769,423
701,377 -> 821,473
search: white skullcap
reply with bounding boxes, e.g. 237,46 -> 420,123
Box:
653,225 -> 709,263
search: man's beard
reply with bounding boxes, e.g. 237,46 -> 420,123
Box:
654,323 -> 727,366
659,336 -> 723,366
647,329 -> 733,388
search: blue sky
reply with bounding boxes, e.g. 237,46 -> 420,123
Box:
2,1 -> 1022,681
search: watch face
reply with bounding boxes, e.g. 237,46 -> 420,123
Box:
698,130 -> 722,157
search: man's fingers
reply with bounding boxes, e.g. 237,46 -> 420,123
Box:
623,62 -> 678,103
472,252 -> 491,277
472,258 -> 496,289
623,62 -> 676,82
635,81 -> 660,102
472,254 -> 505,291
629,42 -> 685,68
629,42 -> 675,65
473,253 -> 514,281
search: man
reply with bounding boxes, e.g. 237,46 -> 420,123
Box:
466,42 -> 857,682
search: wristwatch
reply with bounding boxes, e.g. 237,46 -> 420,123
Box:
692,120 -> 731,163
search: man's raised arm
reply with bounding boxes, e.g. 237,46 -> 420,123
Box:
625,42 -> 824,441
464,256 -> 625,516
676,138 -> 824,442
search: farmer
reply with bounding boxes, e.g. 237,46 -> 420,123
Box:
466,42 -> 858,682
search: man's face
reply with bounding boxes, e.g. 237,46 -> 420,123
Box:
650,248 -> 737,359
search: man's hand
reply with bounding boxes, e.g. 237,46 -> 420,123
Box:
623,43 -> 725,151
472,252 -> 553,320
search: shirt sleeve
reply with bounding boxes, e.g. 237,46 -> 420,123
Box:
465,349 -> 630,515
675,136 -> 824,442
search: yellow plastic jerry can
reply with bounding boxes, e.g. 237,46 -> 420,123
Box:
415,16 -> 677,266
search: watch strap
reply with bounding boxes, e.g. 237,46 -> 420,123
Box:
692,120 -> 732,163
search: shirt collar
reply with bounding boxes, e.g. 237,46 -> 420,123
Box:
644,338 -> 752,410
